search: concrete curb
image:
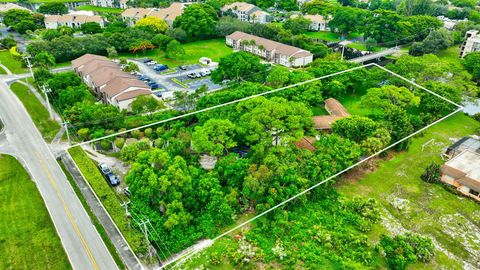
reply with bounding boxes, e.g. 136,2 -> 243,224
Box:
62,150 -> 144,270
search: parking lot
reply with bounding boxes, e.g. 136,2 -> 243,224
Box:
133,59 -> 223,98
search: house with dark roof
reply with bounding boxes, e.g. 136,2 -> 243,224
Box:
226,31 -> 313,67
71,54 -> 152,111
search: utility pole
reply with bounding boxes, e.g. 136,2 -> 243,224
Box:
63,121 -> 70,145
120,201 -> 130,218
23,55 -> 34,80
41,84 -> 53,121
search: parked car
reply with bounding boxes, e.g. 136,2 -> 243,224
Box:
179,65 -> 187,70
199,71 -> 207,77
187,73 -> 196,79
150,83 -> 159,89
105,173 -> 120,186
203,69 -> 211,75
143,58 -> 153,63
98,163 -> 111,175
154,64 -> 168,71
195,73 -> 202,78
98,163 -> 120,186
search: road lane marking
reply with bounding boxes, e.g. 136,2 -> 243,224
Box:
35,152 -> 100,270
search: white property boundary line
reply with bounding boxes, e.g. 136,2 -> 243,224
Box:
63,63 -> 464,269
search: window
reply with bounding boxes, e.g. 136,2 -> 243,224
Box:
469,189 -> 480,197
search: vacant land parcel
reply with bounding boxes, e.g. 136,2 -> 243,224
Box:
68,63 -> 466,269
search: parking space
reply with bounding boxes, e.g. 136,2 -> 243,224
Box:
133,59 -> 223,95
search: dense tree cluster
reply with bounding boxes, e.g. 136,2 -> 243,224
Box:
2,9 -> 44,34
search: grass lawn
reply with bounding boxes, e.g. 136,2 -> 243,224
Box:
304,31 -> 342,42
76,5 -> 123,13
435,46 -> 461,64
10,82 -> 60,141
337,113 -> 480,269
0,154 -> 71,270
119,39 -> 233,67
0,50 -> 27,74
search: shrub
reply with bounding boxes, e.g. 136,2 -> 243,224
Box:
421,162 -> 441,183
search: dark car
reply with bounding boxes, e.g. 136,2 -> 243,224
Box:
154,64 -> 168,71
179,65 -> 187,70
150,83 -> 159,89
105,173 -> 120,186
143,58 -> 153,63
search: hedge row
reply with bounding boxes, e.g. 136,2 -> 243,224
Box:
68,146 -> 146,255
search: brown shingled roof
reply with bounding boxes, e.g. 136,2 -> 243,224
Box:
312,115 -> 342,130
78,59 -> 117,77
90,67 -> 135,88
295,136 -> 317,151
325,98 -> 350,117
71,54 -> 108,69
102,77 -> 150,99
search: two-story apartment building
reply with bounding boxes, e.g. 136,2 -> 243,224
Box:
121,2 -> 187,27
290,14 -> 331,31
221,2 -> 270,24
44,14 -> 105,29
226,31 -> 313,67
72,54 -> 153,111
459,30 -> 480,58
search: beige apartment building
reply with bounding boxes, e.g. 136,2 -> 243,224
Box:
72,54 -> 152,111
226,31 -> 313,67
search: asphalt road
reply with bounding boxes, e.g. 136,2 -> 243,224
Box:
0,79 -> 118,270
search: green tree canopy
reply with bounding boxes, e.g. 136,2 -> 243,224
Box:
37,3 -> 68,15
192,119 -> 237,156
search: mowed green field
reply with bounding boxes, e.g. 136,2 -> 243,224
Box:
120,38 -> 233,67
0,154 -> 71,270
337,113 -> 480,269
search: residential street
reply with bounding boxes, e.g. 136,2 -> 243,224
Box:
0,79 -> 118,270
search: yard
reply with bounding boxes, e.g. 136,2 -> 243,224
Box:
0,154 -> 71,270
119,39 -> 233,67
76,5 -> 123,13
10,82 -> 60,141
337,113 -> 480,269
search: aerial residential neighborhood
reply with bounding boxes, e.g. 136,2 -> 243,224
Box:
0,0 -> 479,269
